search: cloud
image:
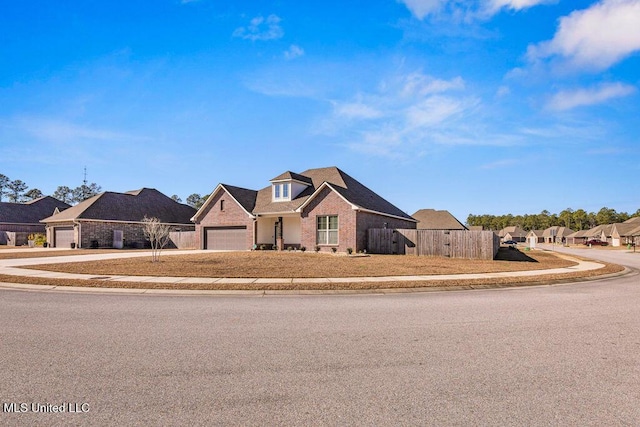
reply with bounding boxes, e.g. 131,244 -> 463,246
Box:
398,0 -> 553,20
319,72 -> 489,157
546,82 -> 636,111
284,44 -> 304,60
232,14 -> 283,41
480,158 -> 518,170
527,0 -> 640,72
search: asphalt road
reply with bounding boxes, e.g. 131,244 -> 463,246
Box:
1,248 -> 640,426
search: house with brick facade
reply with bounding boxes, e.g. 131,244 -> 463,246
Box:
0,196 -> 71,245
191,167 -> 417,253
41,188 -> 195,249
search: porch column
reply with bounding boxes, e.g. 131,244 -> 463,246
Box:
276,216 -> 284,250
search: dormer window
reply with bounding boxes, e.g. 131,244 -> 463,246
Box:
273,183 -> 291,202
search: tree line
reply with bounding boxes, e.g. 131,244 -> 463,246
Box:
1,172 -> 209,209
467,207 -> 640,232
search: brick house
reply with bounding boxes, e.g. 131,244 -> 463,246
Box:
192,167 -> 417,253
411,209 -> 467,230
41,188 -> 196,249
0,196 -> 71,245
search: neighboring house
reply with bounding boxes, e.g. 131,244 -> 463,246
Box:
498,226 -> 527,242
610,223 -> 640,247
526,230 -> 544,247
191,167 -> 417,252
542,226 -> 574,244
468,226 -> 484,231
0,196 -> 70,245
566,229 -> 589,245
411,209 -> 467,230
41,188 -> 196,249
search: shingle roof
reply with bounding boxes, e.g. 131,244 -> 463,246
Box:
220,184 -> 258,214
542,226 -> 575,238
611,223 -> 639,237
253,167 -> 414,220
41,188 -> 195,224
411,209 -> 467,230
527,229 -> 544,237
0,196 -> 71,224
498,226 -> 527,238
624,216 -> 640,224
269,171 -> 313,185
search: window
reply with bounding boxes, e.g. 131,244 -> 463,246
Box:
273,183 -> 291,201
220,200 -> 224,211
317,215 -> 338,245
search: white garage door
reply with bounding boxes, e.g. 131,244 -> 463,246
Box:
205,226 -> 247,250
54,227 -> 75,248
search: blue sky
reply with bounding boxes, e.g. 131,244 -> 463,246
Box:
1,0 -> 639,221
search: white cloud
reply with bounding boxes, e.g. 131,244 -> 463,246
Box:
527,0 -> 640,72
398,0 -> 552,20
398,0 -> 447,19
284,44 -> 304,60
547,82 -> 636,111
320,72 -> 488,157
233,14 -> 283,41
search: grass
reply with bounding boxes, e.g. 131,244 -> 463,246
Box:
22,248 -> 576,279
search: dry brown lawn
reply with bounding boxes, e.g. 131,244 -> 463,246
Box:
0,249 -> 126,260
24,248 -> 575,278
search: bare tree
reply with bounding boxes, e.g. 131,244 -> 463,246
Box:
142,216 -> 171,262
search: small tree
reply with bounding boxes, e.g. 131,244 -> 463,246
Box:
24,188 -> 44,201
142,216 -> 171,262
7,179 -> 28,202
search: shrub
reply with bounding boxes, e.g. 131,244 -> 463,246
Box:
331,247 -> 337,253
287,246 -> 293,251
259,244 -> 266,250
347,247 -> 353,255
314,245 -> 320,253
300,246 -> 306,252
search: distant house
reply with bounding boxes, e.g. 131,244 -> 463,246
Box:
41,188 -> 196,249
411,209 -> 467,230
498,226 -> 527,242
543,226 -> 574,244
566,229 -> 590,245
0,196 -> 70,245
526,230 -> 544,247
191,167 -> 417,252
610,223 -> 640,247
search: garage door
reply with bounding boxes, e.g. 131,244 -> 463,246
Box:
54,227 -> 75,248
205,226 -> 247,250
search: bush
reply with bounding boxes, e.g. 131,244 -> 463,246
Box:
287,246 -> 293,251
300,246 -> 306,252
347,247 -> 353,255
331,247 -> 337,253
314,245 -> 320,253
259,244 -> 266,250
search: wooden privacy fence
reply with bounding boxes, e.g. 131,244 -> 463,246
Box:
169,231 -> 197,249
368,229 -> 500,260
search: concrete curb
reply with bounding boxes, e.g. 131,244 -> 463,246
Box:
0,260 -> 632,297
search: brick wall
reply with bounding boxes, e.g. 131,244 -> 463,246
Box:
300,187 -> 357,253
194,189 -> 254,249
79,221 -> 194,249
1,224 -> 45,245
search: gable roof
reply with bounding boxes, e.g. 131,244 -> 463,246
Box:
0,196 -> 71,225
41,188 -> 196,224
411,209 -> 467,230
191,184 -> 258,222
498,226 -> 527,238
270,171 -> 313,185
526,229 -> 544,237
611,223 -> 640,238
542,226 -> 575,238
253,167 -> 415,221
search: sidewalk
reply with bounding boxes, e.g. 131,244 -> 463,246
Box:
0,249 -> 612,292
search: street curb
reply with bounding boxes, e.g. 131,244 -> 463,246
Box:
0,264 -> 632,297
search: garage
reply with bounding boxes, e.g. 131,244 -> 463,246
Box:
204,226 -> 248,250
54,227 -> 75,248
